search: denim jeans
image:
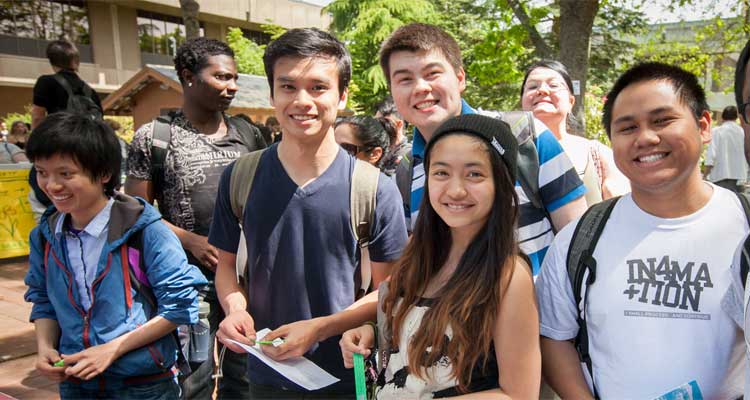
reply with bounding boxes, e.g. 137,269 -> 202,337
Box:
59,377 -> 180,400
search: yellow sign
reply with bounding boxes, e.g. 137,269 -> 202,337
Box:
0,166 -> 35,259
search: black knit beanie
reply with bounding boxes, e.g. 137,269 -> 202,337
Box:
426,114 -> 518,182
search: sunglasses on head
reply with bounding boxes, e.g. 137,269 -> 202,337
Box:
340,143 -> 372,156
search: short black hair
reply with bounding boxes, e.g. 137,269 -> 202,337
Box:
173,37 -> 235,84
602,62 -> 708,137
375,95 -> 402,120
46,39 -> 79,70
722,105 -> 738,121
736,40 -> 750,113
26,113 -> 121,196
263,28 -> 351,98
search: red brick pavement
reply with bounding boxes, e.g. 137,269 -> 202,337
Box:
0,257 -> 59,400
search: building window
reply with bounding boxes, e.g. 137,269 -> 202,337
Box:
138,10 -> 204,57
0,0 -> 92,61
241,28 -> 271,46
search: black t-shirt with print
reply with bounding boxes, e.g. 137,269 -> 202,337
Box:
128,111 -> 254,276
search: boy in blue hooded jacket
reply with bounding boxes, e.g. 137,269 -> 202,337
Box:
24,112 -> 207,399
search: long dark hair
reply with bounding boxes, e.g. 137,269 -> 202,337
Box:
382,132 -> 520,392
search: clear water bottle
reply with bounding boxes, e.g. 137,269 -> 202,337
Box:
189,299 -> 211,363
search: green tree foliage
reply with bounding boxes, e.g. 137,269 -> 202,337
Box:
326,0 -> 749,135
226,27 -> 266,76
225,25 -> 287,77
325,0 -> 438,112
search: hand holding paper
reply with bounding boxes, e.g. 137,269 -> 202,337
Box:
261,318 -> 325,361
227,328 -> 339,391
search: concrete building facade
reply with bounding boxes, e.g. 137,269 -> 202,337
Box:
0,0 -> 331,117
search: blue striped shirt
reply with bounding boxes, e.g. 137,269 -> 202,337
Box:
409,100 -> 585,275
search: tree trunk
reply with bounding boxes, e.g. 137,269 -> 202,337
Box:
507,0 -> 554,60
558,0 -> 599,135
179,0 -> 201,40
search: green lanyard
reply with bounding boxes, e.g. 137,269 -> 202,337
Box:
353,353 -> 367,400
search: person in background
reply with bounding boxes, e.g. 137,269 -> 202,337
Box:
8,120 -> 30,150
521,60 -> 629,205
334,115 -> 395,173
104,119 -> 128,188
704,105 -> 747,192
265,116 -> 282,143
31,39 -> 102,129
375,96 -> 411,176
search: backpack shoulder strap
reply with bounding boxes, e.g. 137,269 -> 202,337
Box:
52,73 -> 74,96
150,116 -> 172,191
228,116 -> 267,151
229,149 -> 266,222
351,159 -> 379,299
565,196 -> 620,400
491,111 -> 543,211
734,192 -> 750,289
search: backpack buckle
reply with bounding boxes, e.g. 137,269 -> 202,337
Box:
356,222 -> 370,248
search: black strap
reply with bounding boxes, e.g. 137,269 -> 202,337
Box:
52,73 -> 75,96
149,116 -> 172,195
124,229 -> 190,375
566,196 -> 620,399
735,192 -> 750,289
228,116 -> 267,151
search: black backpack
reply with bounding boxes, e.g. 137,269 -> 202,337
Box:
52,73 -> 103,120
565,191 -> 750,398
148,113 -> 267,192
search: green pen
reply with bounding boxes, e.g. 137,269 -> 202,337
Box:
53,360 -> 65,367
353,353 -> 366,400
255,338 -> 284,346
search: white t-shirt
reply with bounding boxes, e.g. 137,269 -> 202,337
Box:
705,121 -> 748,182
536,186 -> 747,399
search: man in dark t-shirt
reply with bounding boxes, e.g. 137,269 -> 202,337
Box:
211,28 -> 407,398
31,39 -> 101,129
125,37 -> 265,400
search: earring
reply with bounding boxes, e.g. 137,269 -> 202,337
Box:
188,82 -> 193,87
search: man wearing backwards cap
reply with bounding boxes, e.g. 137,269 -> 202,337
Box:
536,62 -> 747,399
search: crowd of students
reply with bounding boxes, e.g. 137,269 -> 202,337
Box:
19,20 -> 750,400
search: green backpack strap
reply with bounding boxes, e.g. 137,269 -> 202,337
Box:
229,149 -> 266,284
351,159 -> 379,300
565,196 -> 620,400
229,149 -> 266,222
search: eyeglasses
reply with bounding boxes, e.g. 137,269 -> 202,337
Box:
523,80 -> 569,94
741,102 -> 750,124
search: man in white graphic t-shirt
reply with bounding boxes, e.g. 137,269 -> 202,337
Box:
535,62 -> 747,399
